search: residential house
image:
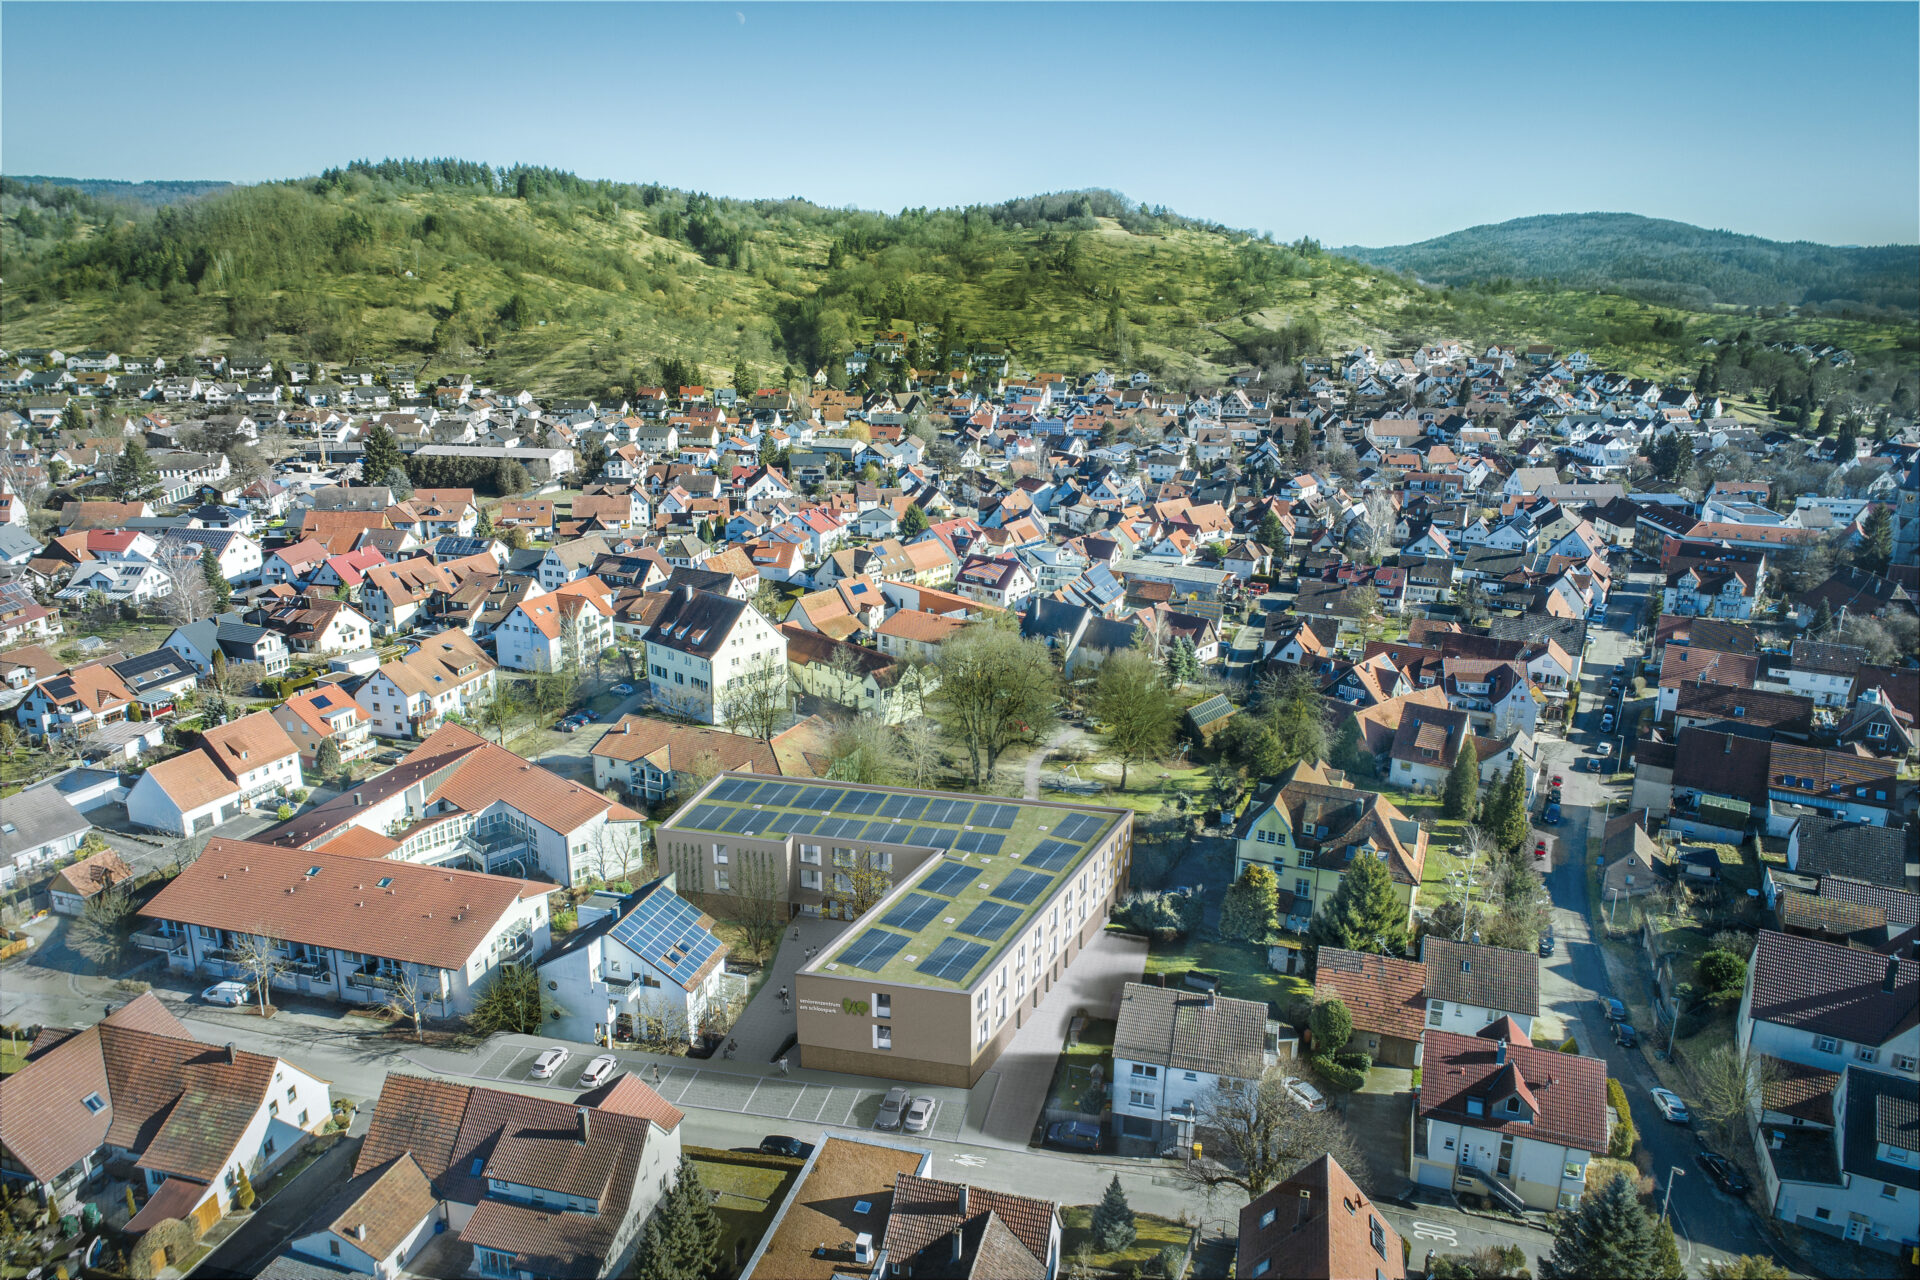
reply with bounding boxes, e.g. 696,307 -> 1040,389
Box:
125,710 -> 304,836
641,589 -> 786,726
536,876 -> 731,1046
352,628 -> 498,739
1236,1155 -> 1404,1280
270,685 -> 374,767
161,611 -> 292,677
0,784 -> 93,890
1419,938 -> 1541,1041
1233,760 -> 1428,934
46,848 -> 133,915
588,715 -> 824,804
1313,948 -> 1429,1068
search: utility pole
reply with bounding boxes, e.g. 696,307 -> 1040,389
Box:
1661,1166 -> 1684,1224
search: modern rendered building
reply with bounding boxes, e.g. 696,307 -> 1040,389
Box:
655,774 -> 1133,1087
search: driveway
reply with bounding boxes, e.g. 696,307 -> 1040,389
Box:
976,928 -> 1148,1146
196,1132 -> 364,1280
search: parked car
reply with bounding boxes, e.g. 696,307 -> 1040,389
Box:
759,1135 -> 815,1159
875,1087 -> 910,1130
1650,1087 -> 1691,1125
1551,774 -> 1564,790
578,1053 -> 618,1088
1046,1120 -> 1102,1151
1285,1078 -> 1327,1112
1544,802 -> 1562,825
1601,711 -> 1615,732
201,981 -> 250,1006
530,1047 -> 571,1079
903,1096 -> 937,1133
556,719 -> 577,733
1695,1151 -> 1750,1195
1539,933 -> 1555,957
610,682 -> 634,695
1614,1022 -> 1639,1048
1534,838 -> 1549,860
1603,997 -> 1628,1022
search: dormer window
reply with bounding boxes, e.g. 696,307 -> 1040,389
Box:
1504,1096 -> 1521,1114
1467,1098 -> 1484,1116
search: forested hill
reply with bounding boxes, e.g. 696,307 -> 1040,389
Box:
8,175 -> 234,208
1338,213 -> 1919,317
2,162 -> 1911,396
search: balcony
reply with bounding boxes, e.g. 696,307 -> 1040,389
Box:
132,929 -> 186,955
347,965 -> 407,994
464,830 -> 533,875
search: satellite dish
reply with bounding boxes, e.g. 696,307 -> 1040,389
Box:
1746,888 -> 1760,899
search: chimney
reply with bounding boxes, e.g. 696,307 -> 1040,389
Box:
1885,958 -> 1901,994
951,1227 -> 964,1264
223,1042 -> 236,1065
576,1107 -> 590,1145
1495,1039 -> 1508,1066
1205,989 -> 1216,1010
958,1186 -> 968,1216
354,1223 -> 367,1241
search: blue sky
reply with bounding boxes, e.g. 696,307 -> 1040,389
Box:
4,2 -> 1915,246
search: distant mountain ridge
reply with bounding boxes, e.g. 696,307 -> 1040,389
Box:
8,175 -> 233,208
1338,212 -> 1918,316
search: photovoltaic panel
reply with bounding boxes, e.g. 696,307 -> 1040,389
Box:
1025,839 -> 1079,873
608,891 -> 724,989
992,868 -> 1052,905
919,861 -> 980,897
882,893 -> 947,933
720,807 -> 760,834
796,787 -> 837,811
833,789 -> 867,812
906,826 -> 955,850
894,795 -> 931,822
922,798 -> 971,825
864,822 -> 912,844
838,928 -> 911,972
878,793 -> 914,818
758,811 -> 800,835
971,803 -> 1017,830
853,790 -> 887,815
757,783 -> 803,809
1054,812 -> 1103,842
952,831 -> 1005,858
916,937 -> 988,983
784,813 -> 819,836
680,804 -> 728,832
712,777 -> 758,802
957,901 -> 1020,941
813,817 -> 854,839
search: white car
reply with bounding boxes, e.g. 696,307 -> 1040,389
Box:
530,1047 -> 572,1080
610,683 -> 634,695
578,1054 -> 619,1088
1650,1087 -> 1691,1125
201,981 -> 250,1006
903,1096 -> 937,1133
1284,1078 -> 1326,1112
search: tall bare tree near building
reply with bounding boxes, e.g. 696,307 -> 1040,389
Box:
587,822 -> 650,888
842,853 -> 894,917
932,622 -> 1059,787
72,887 -> 140,973
827,713 -> 897,785
158,542 -> 217,625
727,848 -> 788,963
719,651 -> 788,739
1695,1044 -> 1778,1145
1178,1067 -> 1372,1198
231,930 -> 290,1015
898,718 -> 943,790
382,966 -> 438,1041
1090,647 -> 1180,790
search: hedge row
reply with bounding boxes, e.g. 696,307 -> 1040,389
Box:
1308,1053 -> 1369,1092
1607,1077 -> 1638,1158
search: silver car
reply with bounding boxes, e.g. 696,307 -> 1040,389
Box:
903,1095 -> 937,1133
875,1086 -> 910,1130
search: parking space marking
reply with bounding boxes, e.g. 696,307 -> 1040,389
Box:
744,1079 -> 805,1119
658,1065 -> 698,1104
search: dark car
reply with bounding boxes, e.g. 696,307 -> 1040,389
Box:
1603,997 -> 1628,1022
1046,1119 -> 1102,1151
1695,1151 -> 1750,1196
759,1136 -> 815,1159
1614,1023 -> 1639,1048
1544,801 -> 1563,825
1539,933 -> 1556,957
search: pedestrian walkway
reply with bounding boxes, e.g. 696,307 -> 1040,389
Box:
725,915 -> 851,1063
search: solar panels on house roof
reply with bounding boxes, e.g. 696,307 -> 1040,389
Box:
916,937 -> 989,983
606,888 -> 722,989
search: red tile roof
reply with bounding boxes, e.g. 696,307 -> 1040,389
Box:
1419,1030 -> 1609,1155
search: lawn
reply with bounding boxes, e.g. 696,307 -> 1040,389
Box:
688,1147 -> 802,1277
1041,1017 -> 1115,1115
0,1040 -> 26,1078
1140,934 -> 1311,1017
1050,760 -> 1213,818
1059,1205 -> 1194,1279
1346,777 -> 1473,910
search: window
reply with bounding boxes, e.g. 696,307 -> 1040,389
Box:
1467,1098 -> 1484,1116
1895,1055 -> 1917,1073
299,1110 -> 309,1127
330,1240 -> 341,1257
1131,1063 -> 1159,1079
1369,1217 -> 1386,1259
264,1135 -> 276,1156
1184,1071 -> 1198,1082
1816,1035 -> 1839,1054
82,1092 -> 105,1114
1814,1207 -> 1831,1221
1504,1096 -> 1521,1114
1252,1260 -> 1270,1278
1428,1004 -> 1445,1026
1129,1089 -> 1156,1108
1443,1136 -> 1456,1152
874,994 -> 891,1019
714,869 -> 730,891
1882,1183 -> 1899,1200
873,1025 -> 892,1050
286,1085 -> 297,1103
269,1101 -> 279,1117
1258,1210 -> 1275,1229
1858,1046 -> 1878,1063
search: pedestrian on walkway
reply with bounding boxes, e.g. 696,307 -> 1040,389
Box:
792,925 -> 800,941
724,1038 -> 737,1060
778,985 -> 790,1011
775,1057 -> 789,1076
651,1064 -> 661,1085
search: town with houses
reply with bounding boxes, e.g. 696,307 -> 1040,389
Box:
0,331 -> 1915,1280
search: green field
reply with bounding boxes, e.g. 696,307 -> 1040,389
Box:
1059,1205 -> 1194,1279
686,1148 -> 802,1278
1140,934 -> 1312,1017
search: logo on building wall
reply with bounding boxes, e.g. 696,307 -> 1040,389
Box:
841,997 -> 870,1016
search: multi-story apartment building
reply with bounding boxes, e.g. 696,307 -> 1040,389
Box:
353,628 -> 498,739
656,775 -> 1132,1087
641,587 -> 786,726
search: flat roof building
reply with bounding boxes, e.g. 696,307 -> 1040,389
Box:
656,774 -> 1133,1087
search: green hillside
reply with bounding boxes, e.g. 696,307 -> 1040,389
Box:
1338,212 -> 1919,316
2,166 -> 1913,398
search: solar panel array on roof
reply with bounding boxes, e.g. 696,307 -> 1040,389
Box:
906,826 -> 956,850
952,831 -> 1005,857
957,900 -> 1020,941
971,803 -> 1018,830
882,893 -> 947,933
680,803 -> 728,832
918,860 -> 980,897
879,793 -> 931,821
839,928 -> 910,972
991,868 -> 1053,905
1054,812 -> 1104,842
920,798 -> 973,824
795,786 -> 837,810
916,937 -> 988,983
756,782 -> 803,808
1024,839 -> 1080,873
712,777 -> 758,802
607,890 -> 723,989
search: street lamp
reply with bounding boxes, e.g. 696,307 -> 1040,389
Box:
1606,886 -> 1622,929
1661,1166 -> 1684,1224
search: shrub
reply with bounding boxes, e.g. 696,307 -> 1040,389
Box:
1607,1077 -> 1639,1158
1333,1050 -> 1373,1074
1309,998 -> 1353,1053
1587,1156 -> 1652,1198
1308,1053 -> 1367,1092
276,804 -> 293,821
1560,1036 -> 1580,1054
1697,949 -> 1747,998
1154,1244 -> 1186,1279
290,788 -> 310,804
1631,676 -> 1647,695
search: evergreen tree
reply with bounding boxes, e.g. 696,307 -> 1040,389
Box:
1859,505 -> 1892,573
659,1159 -> 724,1279
1815,598 -> 1835,634
1328,717 -> 1373,778
1443,737 -> 1479,818
1257,509 -> 1287,553
1219,865 -> 1280,943
201,548 -> 233,611
900,503 -> 929,537
733,358 -> 753,396
233,1164 -> 256,1211
112,438 -> 159,502
1492,766 -> 1530,853
1309,997 -> 1354,1052
1091,1175 -> 1137,1253
630,1216 -> 680,1280
1834,419 -> 1859,464
475,502 -> 495,538
1542,1172 -> 1680,1280
1307,846 -> 1406,955
1267,673 -> 1328,768
360,424 -> 404,486
314,737 -> 343,775
59,399 -> 88,434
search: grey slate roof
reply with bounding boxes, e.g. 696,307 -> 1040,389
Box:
1793,818 -> 1910,889
1418,938 -> 1540,1017
0,784 -> 90,868
1112,981 -> 1268,1080
1842,1070 -> 1918,1190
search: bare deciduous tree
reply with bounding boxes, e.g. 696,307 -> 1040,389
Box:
382,966 -> 440,1041
719,651 -> 788,740
587,821 -> 650,888
1695,1043 -> 1778,1145
726,848 -> 788,963
898,718 -> 943,789
158,543 -> 217,625
231,930 -> 290,1015
1178,1068 -> 1373,1199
